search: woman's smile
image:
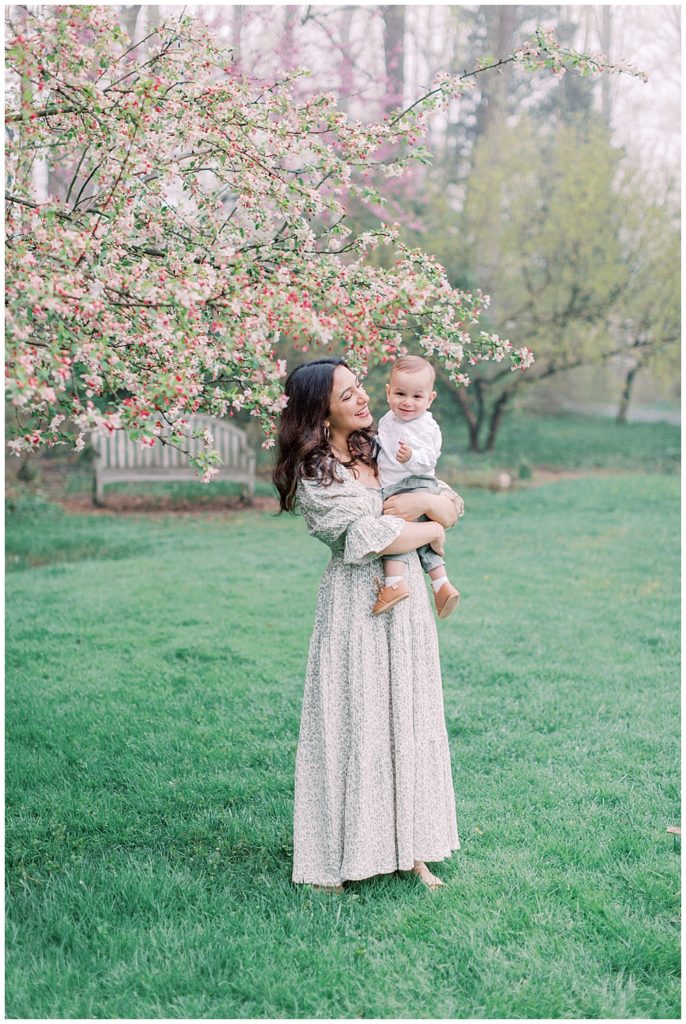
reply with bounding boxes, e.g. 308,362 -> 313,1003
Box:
328,365 -> 373,436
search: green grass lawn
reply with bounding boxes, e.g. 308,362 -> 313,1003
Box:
5,473 -> 680,1018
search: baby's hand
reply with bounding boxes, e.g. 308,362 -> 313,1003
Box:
396,441 -> 412,464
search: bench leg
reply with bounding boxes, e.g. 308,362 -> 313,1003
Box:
93,471 -> 105,507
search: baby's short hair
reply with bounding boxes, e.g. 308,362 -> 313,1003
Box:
391,354 -> 436,387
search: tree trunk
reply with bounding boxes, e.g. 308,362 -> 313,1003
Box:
280,6 -> 297,70
474,5 -> 517,137
455,387 -> 481,451
145,5 -> 160,43
435,364 -> 482,450
119,4 -> 143,49
381,5 -> 405,114
485,388 -> 511,450
231,4 -> 244,70
600,5 -> 613,128
616,360 -> 641,423
337,7 -> 355,113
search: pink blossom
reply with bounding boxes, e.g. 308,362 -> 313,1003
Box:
5,8 -> 633,475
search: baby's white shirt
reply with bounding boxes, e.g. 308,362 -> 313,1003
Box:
377,410 -> 442,487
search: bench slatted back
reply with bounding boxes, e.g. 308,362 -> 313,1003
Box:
91,414 -> 255,504
94,415 -> 252,470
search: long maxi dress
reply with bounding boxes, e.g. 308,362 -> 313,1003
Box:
292,462 -> 461,887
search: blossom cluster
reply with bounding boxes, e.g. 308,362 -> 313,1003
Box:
5,9 -> 641,475
513,26 -> 648,82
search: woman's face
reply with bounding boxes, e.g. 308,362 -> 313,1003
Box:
328,365 -> 373,437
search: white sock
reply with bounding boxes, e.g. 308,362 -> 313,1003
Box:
431,575 -> 448,593
384,575 -> 405,587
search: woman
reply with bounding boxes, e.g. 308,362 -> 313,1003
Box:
273,358 -> 462,892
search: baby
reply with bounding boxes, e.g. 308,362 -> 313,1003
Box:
372,355 -> 461,619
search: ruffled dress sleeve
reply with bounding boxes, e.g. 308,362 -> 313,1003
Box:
295,471 -> 406,566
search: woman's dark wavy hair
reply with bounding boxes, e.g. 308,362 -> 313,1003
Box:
272,357 -> 378,513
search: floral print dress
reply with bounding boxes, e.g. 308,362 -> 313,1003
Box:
292,463 -> 461,886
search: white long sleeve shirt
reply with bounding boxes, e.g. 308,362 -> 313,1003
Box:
376,410 -> 442,487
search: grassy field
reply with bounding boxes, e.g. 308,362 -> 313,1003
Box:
5,463 -> 680,1018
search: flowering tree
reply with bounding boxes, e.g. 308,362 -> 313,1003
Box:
5,8 -> 643,478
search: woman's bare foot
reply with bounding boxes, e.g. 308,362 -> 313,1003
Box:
309,883 -> 344,894
412,860 -> 445,889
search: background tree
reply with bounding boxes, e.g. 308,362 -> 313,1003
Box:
381,5 -> 405,115
424,111 -> 678,450
4,6 -> 644,474
424,114 -> 622,449
8,5 -> 559,473
610,181 -> 680,422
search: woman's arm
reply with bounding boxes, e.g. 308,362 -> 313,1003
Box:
378,519 -> 445,557
382,491 -> 459,528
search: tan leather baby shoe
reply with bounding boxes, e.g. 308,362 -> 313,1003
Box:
372,578 -> 410,615
434,581 -> 460,619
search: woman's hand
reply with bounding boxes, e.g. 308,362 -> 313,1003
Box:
383,490 -> 460,528
382,491 -> 431,522
427,493 -> 459,528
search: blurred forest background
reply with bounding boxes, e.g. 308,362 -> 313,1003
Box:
173,2 -> 683,438
6,2 -> 680,504
155,2 -> 681,441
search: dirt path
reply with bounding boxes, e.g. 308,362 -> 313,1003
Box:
55,492 -> 280,517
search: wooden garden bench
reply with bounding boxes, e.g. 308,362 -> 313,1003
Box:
90,413 -> 256,505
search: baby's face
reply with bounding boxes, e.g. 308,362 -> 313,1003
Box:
385,369 -> 436,422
